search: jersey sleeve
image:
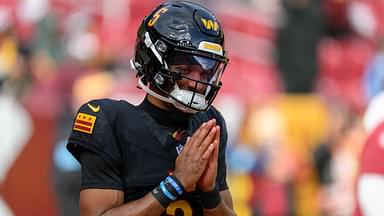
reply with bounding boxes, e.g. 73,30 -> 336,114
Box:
67,99 -> 123,189
80,150 -> 124,190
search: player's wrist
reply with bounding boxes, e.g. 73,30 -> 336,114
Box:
151,174 -> 186,208
172,171 -> 193,192
151,185 -> 172,208
198,184 -> 222,209
168,173 -> 186,195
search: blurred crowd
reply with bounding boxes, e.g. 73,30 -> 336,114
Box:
0,0 -> 384,215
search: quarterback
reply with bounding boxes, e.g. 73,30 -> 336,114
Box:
67,1 -> 236,216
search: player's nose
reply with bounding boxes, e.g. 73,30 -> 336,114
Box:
186,71 -> 205,92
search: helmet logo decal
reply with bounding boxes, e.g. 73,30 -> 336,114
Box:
148,7 -> 168,27
200,18 -> 219,32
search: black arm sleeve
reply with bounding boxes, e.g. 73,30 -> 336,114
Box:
79,150 -> 124,191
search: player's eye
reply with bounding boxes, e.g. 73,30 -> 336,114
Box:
174,67 -> 190,75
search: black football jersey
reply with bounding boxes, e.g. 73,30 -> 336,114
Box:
67,98 -> 229,215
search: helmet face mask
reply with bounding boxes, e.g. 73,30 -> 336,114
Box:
132,1 -> 228,113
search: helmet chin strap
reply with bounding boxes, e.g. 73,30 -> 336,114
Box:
137,76 -> 173,103
138,76 -> 207,113
131,58 -> 172,103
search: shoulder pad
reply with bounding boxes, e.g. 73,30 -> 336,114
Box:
67,99 -> 122,161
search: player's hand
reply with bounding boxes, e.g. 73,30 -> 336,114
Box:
198,125 -> 220,192
174,119 -> 217,192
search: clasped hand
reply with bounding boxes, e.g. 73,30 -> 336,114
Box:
174,119 -> 220,193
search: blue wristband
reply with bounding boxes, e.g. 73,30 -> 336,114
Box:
166,176 -> 183,196
160,181 -> 177,201
170,173 -> 186,193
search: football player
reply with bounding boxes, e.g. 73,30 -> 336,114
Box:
67,1 -> 236,215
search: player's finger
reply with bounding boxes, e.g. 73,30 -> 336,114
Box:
189,119 -> 216,150
197,126 -> 217,155
201,143 -> 215,160
212,139 -> 219,163
192,120 -> 215,151
187,122 -> 206,148
214,126 -> 220,159
184,136 -> 191,147
206,126 -> 220,165
178,136 -> 191,155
